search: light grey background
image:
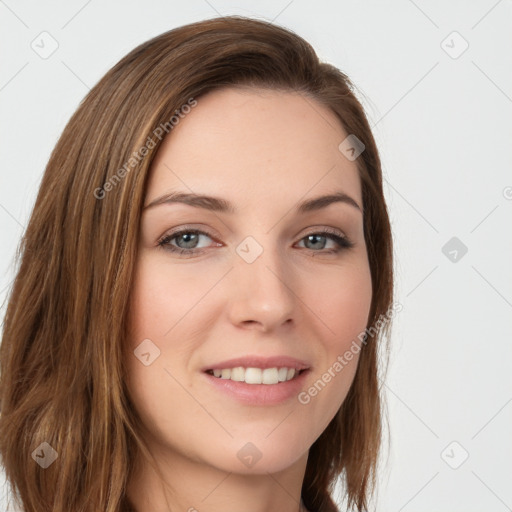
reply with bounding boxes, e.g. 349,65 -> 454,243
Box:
1,1 -> 511,511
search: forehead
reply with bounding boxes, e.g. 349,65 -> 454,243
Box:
146,87 -> 362,209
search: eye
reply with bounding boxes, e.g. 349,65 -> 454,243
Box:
157,227 -> 354,257
295,228 -> 354,254
157,229 -> 218,257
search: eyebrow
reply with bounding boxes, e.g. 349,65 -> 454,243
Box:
143,190 -> 362,214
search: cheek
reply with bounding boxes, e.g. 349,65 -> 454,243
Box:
127,254 -> 209,345
332,267 -> 372,345
298,258 -> 372,426
124,252 -> 217,416
127,260 -> 164,345
123,262 -> 205,452
312,257 -> 373,347
124,260 -> 176,421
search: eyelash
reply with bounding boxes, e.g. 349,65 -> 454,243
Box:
156,227 -> 354,257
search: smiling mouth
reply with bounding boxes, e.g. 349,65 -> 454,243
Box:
205,367 -> 308,385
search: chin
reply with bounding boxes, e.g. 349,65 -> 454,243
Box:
198,431 -> 312,475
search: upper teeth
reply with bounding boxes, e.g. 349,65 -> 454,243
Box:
211,367 -> 299,384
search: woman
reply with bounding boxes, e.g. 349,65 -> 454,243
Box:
0,15 -> 394,512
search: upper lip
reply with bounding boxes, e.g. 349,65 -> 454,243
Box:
202,355 -> 311,372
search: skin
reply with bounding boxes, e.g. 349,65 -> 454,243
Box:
124,87 -> 373,512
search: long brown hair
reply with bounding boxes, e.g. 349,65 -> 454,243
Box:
0,15 -> 393,512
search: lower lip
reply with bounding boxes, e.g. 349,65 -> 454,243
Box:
203,370 -> 310,405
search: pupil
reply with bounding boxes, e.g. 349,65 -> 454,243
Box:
307,234 -> 325,249
179,233 -> 197,248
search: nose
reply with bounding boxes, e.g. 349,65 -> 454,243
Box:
226,240 -> 297,332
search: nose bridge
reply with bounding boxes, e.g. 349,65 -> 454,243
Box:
228,234 -> 296,329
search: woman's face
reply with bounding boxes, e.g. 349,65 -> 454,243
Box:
125,87 -> 372,475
